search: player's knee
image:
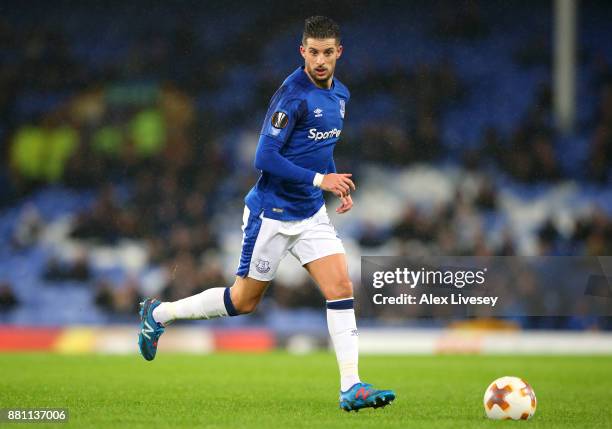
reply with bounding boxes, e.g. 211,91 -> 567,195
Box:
234,298 -> 258,314
229,278 -> 267,315
327,278 -> 353,300
230,293 -> 260,315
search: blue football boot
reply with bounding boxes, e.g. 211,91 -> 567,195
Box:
138,298 -> 165,361
339,382 -> 395,412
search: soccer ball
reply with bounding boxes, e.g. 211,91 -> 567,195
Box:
483,376 -> 537,420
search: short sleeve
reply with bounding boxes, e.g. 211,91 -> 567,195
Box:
260,85 -> 302,144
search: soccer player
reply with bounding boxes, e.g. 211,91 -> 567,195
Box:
138,16 -> 395,412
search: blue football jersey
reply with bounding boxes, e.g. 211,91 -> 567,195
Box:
245,67 -> 350,221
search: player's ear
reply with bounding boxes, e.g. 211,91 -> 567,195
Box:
336,44 -> 343,59
300,45 -> 306,59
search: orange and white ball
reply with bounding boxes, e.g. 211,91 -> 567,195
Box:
483,376 -> 537,420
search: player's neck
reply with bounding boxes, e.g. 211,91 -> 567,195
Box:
303,68 -> 333,90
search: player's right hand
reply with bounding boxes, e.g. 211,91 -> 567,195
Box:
321,173 -> 356,198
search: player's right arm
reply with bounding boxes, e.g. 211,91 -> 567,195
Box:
255,87 -> 354,197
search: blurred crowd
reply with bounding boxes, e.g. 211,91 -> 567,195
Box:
338,60 -> 464,166
590,56 -> 612,182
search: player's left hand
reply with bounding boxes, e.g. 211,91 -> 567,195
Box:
336,195 -> 353,214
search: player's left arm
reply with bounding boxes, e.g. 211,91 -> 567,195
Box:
330,91 -> 353,212
335,90 -> 354,213
336,194 -> 353,214
327,157 -> 337,174
327,158 -> 353,214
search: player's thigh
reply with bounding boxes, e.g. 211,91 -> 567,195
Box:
290,216 -> 350,300
230,275 -> 270,312
237,206 -> 290,282
304,253 -> 353,300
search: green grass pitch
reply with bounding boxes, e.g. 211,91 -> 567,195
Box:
1,353 -> 610,428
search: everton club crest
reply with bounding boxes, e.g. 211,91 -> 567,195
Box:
255,259 -> 271,274
339,99 -> 345,119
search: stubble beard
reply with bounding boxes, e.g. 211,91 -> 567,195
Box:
307,65 -> 333,87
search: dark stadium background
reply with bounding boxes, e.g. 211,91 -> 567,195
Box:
0,0 -> 611,355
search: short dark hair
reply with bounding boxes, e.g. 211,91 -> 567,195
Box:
302,16 -> 341,45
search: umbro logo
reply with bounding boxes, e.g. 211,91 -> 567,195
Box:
314,108 -> 323,118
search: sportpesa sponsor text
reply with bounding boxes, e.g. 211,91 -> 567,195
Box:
308,128 -> 342,141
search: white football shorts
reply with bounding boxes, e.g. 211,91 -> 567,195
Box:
235,204 -> 345,281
